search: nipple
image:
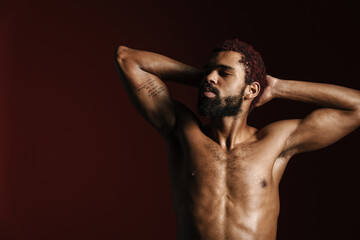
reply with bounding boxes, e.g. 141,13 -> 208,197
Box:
261,180 -> 268,188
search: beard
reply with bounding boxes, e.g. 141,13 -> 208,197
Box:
197,83 -> 245,118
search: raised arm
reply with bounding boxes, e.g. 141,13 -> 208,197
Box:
114,46 -> 201,134
257,75 -> 360,156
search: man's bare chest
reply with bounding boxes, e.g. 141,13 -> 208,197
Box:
185,140 -> 276,190
167,124 -> 289,193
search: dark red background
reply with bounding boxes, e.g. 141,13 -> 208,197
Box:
1,0 -> 359,239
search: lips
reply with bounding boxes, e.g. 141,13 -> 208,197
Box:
199,83 -> 218,98
204,87 -> 212,92
204,91 -> 216,97
202,86 -> 217,97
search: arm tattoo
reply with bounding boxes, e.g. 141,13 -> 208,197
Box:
136,78 -> 165,97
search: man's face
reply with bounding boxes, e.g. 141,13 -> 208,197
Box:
197,51 -> 247,117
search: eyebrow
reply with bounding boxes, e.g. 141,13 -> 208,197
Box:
202,64 -> 235,71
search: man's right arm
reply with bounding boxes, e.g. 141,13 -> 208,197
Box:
256,75 -> 360,156
114,46 -> 202,135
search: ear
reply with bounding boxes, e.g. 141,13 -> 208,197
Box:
244,82 -> 260,100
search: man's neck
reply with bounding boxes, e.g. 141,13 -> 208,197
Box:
208,110 -> 254,151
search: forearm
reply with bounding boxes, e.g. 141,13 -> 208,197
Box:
115,46 -> 202,87
273,79 -> 360,111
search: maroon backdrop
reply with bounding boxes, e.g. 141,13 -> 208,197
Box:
1,0 -> 359,239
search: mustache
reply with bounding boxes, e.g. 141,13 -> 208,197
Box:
199,83 -> 219,95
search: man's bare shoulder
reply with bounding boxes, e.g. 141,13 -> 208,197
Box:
256,119 -> 301,140
164,101 -> 208,146
172,100 -> 202,130
252,119 -> 302,163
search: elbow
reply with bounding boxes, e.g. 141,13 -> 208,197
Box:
115,45 -> 130,63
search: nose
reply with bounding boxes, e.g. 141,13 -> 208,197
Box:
204,70 -> 218,85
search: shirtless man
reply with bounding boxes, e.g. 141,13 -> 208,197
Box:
114,39 -> 360,240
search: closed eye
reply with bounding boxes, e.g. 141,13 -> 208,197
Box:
219,70 -> 231,77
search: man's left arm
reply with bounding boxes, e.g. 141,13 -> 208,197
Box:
257,76 -> 360,155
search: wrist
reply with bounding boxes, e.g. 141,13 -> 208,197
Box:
265,75 -> 280,99
272,78 -> 280,98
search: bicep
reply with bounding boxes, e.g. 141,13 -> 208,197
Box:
285,108 -> 360,155
115,55 -> 175,134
